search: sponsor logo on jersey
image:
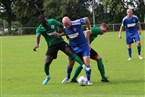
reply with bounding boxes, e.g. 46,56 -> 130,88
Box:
127,23 -> 136,27
47,31 -> 57,36
51,25 -> 55,29
68,32 -> 79,39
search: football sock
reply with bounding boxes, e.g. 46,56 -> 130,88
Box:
44,64 -> 49,76
137,46 -> 141,55
66,66 -> 72,79
86,69 -> 91,81
70,54 -> 84,65
97,58 -> 106,78
71,65 -> 83,81
128,48 -> 132,58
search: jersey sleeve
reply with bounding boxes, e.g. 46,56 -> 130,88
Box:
36,27 -> 41,35
121,17 -> 126,26
72,18 -> 86,26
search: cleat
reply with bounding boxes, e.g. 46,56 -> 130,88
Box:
71,79 -> 78,83
42,76 -> 50,85
82,65 -> 91,71
62,77 -> 69,84
128,57 -> 132,60
101,77 -> 109,82
138,55 -> 143,60
87,80 -> 93,85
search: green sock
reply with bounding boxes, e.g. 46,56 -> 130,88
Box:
72,65 -> 83,80
97,58 -> 105,78
70,54 -> 83,65
44,64 -> 49,76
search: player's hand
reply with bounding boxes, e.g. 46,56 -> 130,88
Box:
33,45 -> 39,51
54,33 -> 61,38
119,34 -> 122,39
138,30 -> 142,35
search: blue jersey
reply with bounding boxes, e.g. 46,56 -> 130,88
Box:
121,15 -> 140,44
121,15 -> 139,34
63,18 -> 90,54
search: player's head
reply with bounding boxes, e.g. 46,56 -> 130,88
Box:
100,23 -> 108,35
127,8 -> 133,18
38,15 -> 48,28
62,16 -> 72,29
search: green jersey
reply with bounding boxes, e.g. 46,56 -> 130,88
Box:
144,14 -> 145,20
36,19 -> 64,47
89,26 -> 101,43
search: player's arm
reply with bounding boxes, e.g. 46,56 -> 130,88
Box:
137,22 -> 142,35
84,17 -> 91,30
119,25 -> 123,39
85,29 -> 92,48
33,29 -> 41,51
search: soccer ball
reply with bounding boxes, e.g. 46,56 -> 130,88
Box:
77,76 -> 88,86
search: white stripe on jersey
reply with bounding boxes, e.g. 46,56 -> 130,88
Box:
71,18 -> 86,26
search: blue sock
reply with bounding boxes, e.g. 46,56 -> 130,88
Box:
137,46 -> 141,55
86,69 -> 91,81
128,48 -> 132,58
66,66 -> 72,79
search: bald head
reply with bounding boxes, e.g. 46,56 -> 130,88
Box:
127,9 -> 133,18
62,16 -> 72,28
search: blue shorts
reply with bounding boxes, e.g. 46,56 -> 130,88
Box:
126,33 -> 140,44
69,49 -> 90,60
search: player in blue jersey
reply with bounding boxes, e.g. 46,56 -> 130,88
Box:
119,9 -> 143,60
61,16 -> 92,85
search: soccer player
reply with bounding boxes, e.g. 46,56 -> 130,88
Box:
62,23 -> 109,84
119,8 -> 143,60
61,16 -> 92,85
33,15 -> 90,85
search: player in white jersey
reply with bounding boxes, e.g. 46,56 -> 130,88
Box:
119,9 -> 143,60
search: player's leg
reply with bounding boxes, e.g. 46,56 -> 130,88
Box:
90,48 -> 109,82
43,55 -> 54,85
127,44 -> 132,60
136,41 -> 143,59
134,34 -> 143,59
71,64 -> 83,82
126,36 -> 133,60
42,46 -> 58,85
82,52 -> 92,85
60,42 -> 90,71
62,60 -> 75,84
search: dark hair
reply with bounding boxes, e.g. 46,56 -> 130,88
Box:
38,15 -> 48,28
101,23 -> 109,30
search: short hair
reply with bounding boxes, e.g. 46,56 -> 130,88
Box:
38,15 -> 46,23
100,23 -> 109,30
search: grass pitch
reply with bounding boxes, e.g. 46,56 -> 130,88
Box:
0,32 -> 144,97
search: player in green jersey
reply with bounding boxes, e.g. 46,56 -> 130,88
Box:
33,15 -> 90,85
62,23 -> 109,84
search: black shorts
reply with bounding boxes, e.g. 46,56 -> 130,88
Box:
46,41 -> 71,59
90,48 -> 99,60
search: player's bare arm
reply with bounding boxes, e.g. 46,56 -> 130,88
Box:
119,26 -> 123,39
137,22 -> 142,35
85,30 -> 91,48
33,34 -> 41,51
85,17 -> 91,30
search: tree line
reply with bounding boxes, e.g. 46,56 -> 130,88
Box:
0,0 -> 145,32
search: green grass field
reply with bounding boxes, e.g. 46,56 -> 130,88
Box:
0,32 -> 144,97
